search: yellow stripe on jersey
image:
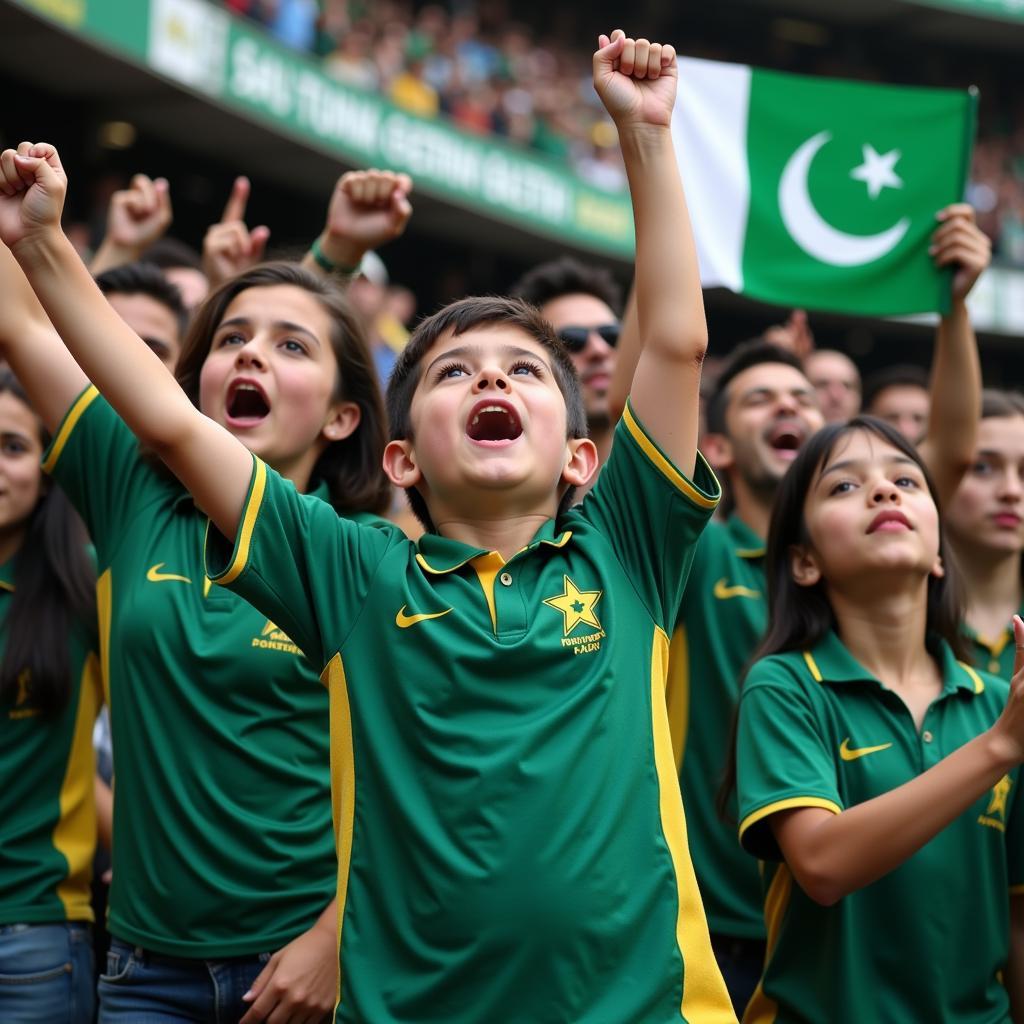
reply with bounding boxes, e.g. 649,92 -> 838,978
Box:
218,458 -> 268,586
470,551 -> 505,632
97,569 -> 113,709
742,864 -> 794,1023
42,385 -> 100,474
52,652 -> 101,920
802,651 -> 823,682
649,626 -> 735,1021
739,796 -> 842,847
324,653 -> 356,1015
958,662 -> 986,694
621,403 -> 720,510
666,624 -> 690,775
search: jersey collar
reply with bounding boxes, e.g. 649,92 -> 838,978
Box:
962,602 -> 1024,657
415,519 -> 573,575
0,557 -> 13,592
725,514 -> 765,560
801,630 -> 984,696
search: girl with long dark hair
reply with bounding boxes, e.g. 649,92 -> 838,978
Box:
733,416 -> 1024,1023
0,370 -> 100,1023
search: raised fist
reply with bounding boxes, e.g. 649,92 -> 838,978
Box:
318,169 -> 413,269
593,30 -> 678,130
0,142 -> 67,249
106,174 -> 172,252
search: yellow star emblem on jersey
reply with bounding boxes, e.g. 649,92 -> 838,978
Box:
543,575 -> 602,636
988,775 -> 1012,819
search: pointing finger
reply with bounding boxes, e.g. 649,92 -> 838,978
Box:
222,175 -> 250,224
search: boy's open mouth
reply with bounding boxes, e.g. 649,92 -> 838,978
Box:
466,400 -> 523,444
226,379 -> 271,425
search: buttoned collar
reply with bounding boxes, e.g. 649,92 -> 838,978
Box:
415,520 -> 573,575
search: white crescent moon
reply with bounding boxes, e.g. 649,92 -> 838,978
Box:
779,131 -> 910,268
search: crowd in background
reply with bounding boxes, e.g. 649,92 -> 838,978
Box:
220,0 -> 1024,265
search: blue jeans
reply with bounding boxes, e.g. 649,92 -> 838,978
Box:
98,938 -> 272,1023
710,932 -> 767,1018
0,921 -> 94,1024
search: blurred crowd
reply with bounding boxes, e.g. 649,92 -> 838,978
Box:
221,0 -> 1024,265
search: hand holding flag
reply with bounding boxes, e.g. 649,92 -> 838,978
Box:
930,203 -> 991,304
593,30 -> 677,131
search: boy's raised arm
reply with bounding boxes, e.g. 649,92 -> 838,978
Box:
593,31 -> 706,477
0,142 -> 253,540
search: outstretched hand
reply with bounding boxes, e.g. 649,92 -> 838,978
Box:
592,30 -> 678,130
0,141 -> 67,250
930,203 -> 991,304
203,176 -> 270,289
318,168 -> 413,269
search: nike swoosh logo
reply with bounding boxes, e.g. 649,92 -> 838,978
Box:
146,563 -> 193,584
839,738 -> 893,761
395,605 -> 452,629
713,578 -> 761,600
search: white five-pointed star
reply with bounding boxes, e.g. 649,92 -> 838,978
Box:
850,144 -> 904,199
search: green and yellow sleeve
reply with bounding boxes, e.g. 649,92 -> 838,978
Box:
737,661 -> 843,861
205,455 -> 401,668
580,400 -> 720,631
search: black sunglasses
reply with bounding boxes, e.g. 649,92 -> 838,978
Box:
556,323 -> 621,353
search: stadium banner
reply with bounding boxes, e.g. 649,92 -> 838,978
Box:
673,57 -> 977,316
904,0 -> 1024,22
12,0 -> 635,258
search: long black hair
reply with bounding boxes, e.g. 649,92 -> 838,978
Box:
0,372 -> 96,716
756,415 -> 966,662
717,416 -> 966,817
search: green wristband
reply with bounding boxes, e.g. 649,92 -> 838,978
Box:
310,237 -> 360,276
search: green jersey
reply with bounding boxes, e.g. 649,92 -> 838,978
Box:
737,631 -> 1024,1024
43,386 -> 379,957
669,515 -> 766,939
964,607 -> 1024,679
0,558 -> 101,924
208,404 -> 737,1024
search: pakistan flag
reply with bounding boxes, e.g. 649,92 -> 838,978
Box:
672,58 -> 976,316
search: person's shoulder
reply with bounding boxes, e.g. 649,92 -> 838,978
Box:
742,650 -> 812,696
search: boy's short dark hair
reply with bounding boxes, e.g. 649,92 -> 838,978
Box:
95,261 -> 188,332
705,340 -> 806,436
862,364 -> 930,411
510,257 -> 623,317
387,295 -> 587,532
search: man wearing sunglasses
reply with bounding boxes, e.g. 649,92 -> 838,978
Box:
511,256 -> 622,487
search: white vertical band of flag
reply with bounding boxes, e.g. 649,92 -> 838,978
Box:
671,58 -> 752,293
